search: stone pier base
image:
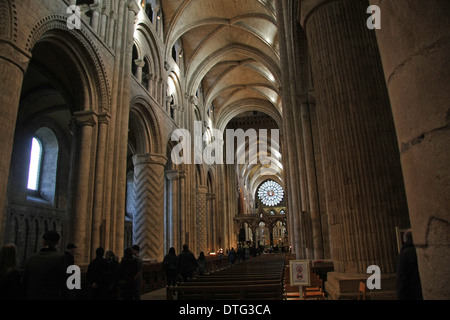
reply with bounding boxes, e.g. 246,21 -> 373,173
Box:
326,272 -> 397,300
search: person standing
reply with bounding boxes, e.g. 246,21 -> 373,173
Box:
162,247 -> 178,287
64,243 -> 77,266
104,250 -> 120,300
197,252 -> 207,276
178,244 -> 197,282
397,230 -> 423,300
228,248 -> 237,266
23,230 -> 67,300
87,247 -> 108,300
132,244 -> 143,300
119,248 -> 138,300
0,244 -> 24,300
63,243 -> 77,300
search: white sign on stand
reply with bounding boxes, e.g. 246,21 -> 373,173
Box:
290,260 -> 311,297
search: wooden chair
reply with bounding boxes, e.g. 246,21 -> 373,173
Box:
302,272 -> 325,300
358,281 -> 366,300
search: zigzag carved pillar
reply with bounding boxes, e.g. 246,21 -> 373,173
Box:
196,185 -> 208,255
300,0 -> 410,299
132,154 -> 166,262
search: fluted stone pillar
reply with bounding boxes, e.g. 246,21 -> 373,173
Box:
369,0 -> 450,300
166,170 -> 179,251
71,111 -> 98,264
276,0 -> 307,259
178,170 -> 187,247
133,154 -> 166,261
0,41 -> 30,245
299,94 -> 324,260
91,113 -> 110,255
300,0 -> 410,299
196,185 -> 208,255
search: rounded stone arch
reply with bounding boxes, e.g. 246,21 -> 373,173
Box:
186,44 -> 281,99
167,71 -> 183,120
215,99 -> 283,133
25,17 -> 111,113
206,169 -> 215,192
167,71 -> 182,103
195,164 -> 206,186
129,95 -> 164,155
133,21 -> 164,76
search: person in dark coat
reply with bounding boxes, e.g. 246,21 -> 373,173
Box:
397,230 -> 423,300
178,244 -> 198,282
87,247 -> 108,300
228,248 -> 237,266
131,244 -> 143,300
104,250 -> 120,300
162,247 -> 178,286
0,244 -> 24,300
197,252 -> 207,276
23,230 -> 67,300
119,247 -> 139,300
64,243 -> 77,266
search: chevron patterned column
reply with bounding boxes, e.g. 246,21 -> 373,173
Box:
132,153 -> 166,261
196,185 -> 208,255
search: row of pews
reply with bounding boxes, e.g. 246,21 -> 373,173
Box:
166,254 -> 286,300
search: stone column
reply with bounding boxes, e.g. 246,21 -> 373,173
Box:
166,170 -> 179,251
0,41 -> 30,244
300,0 -> 410,299
134,59 -> 145,83
196,185 -> 208,255
209,193 -> 217,252
132,153 -> 166,261
299,94 -> 324,259
178,170 -> 187,249
71,111 -> 98,264
107,10 -> 117,48
275,0 -> 306,259
91,113 -> 110,254
369,0 -> 450,300
90,1 -> 101,33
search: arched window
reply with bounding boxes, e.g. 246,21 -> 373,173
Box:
27,128 -> 59,204
132,45 -> 139,77
27,137 -> 42,191
142,58 -> 150,89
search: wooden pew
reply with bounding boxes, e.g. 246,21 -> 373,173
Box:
167,283 -> 283,300
166,254 -> 285,300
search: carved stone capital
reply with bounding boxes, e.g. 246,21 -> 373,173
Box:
74,110 -> 97,127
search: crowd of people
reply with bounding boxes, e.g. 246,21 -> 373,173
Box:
0,230 -> 144,300
1,229 -> 423,300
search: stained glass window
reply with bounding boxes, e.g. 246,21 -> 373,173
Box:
258,180 -> 284,207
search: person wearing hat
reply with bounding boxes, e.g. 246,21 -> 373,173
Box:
65,243 -> 77,266
23,230 -> 67,300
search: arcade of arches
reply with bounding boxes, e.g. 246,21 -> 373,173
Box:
0,0 -> 448,299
